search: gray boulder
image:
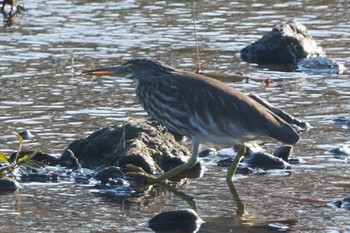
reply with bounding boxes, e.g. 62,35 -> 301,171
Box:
241,19 -> 324,64
59,118 -> 192,174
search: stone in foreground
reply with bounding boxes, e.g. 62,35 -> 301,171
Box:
59,118 -> 192,175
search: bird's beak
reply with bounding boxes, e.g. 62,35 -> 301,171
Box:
82,66 -> 127,76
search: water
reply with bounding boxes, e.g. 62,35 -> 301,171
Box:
1,0 -> 350,232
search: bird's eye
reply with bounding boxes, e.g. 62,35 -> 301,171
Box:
125,63 -> 138,72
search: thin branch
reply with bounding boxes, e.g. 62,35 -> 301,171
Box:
192,3 -> 201,72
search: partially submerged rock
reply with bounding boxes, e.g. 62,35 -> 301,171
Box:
241,19 -> 324,65
59,118 -> 192,175
242,145 -> 292,170
297,57 -> 345,74
0,178 -> 20,192
217,144 -> 296,172
148,209 -> 204,233
329,145 -> 350,159
94,166 -> 126,183
329,196 -> 350,211
333,116 -> 350,131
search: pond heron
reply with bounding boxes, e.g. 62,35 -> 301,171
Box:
82,59 -> 300,184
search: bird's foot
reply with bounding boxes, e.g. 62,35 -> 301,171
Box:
126,164 -> 161,184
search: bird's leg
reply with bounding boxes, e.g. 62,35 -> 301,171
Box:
127,138 -> 200,184
226,144 -> 246,181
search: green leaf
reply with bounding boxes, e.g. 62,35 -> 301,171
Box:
0,152 -> 9,163
17,148 -> 40,164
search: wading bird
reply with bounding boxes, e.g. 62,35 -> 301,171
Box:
82,59 -> 300,184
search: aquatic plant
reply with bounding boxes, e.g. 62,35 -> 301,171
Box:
0,132 -> 40,178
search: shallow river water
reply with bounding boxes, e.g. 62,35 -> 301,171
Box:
0,0 -> 349,232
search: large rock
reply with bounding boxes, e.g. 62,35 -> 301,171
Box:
59,118 -> 192,174
240,19 -> 324,64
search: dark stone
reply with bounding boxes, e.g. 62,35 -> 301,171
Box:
119,151 -> 158,174
59,149 -> 81,168
297,57 -> 344,74
217,160 -> 256,175
18,130 -> 33,140
94,166 -> 126,183
330,196 -> 350,211
148,209 -> 203,233
92,186 -> 135,198
329,145 -> 350,156
59,118 -> 192,175
199,148 -> 217,157
333,116 -> 350,131
74,175 -> 90,184
243,145 -> 291,170
21,174 -> 51,182
0,178 -> 19,192
241,19 -> 324,65
273,145 -> 294,162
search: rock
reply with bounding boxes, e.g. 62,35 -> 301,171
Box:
330,196 -> 350,211
18,130 -> 33,140
240,19 -> 324,65
21,174 -> 51,182
273,145 -> 294,162
59,118 -> 192,175
148,209 -> 204,233
59,149 -> 81,168
0,178 -> 20,192
94,166 -> 126,183
198,148 -> 217,157
242,145 -> 292,170
297,57 -> 345,74
333,116 -> 350,131
91,186 -> 135,198
216,145 -> 292,171
329,145 -> 350,158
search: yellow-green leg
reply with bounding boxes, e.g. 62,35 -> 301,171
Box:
226,144 -> 246,181
127,138 -> 200,184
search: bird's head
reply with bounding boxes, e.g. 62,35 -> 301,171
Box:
82,59 -> 175,81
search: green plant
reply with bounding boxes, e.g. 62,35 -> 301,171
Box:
0,132 -> 40,178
